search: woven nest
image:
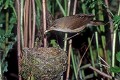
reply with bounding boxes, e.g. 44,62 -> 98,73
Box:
20,47 -> 67,80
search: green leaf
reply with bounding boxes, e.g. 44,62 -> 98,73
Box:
0,13 -> 5,24
1,42 -> 15,64
0,29 -> 5,35
9,1 -> 17,18
0,43 -> 5,50
50,39 -> 59,48
4,0 -> 9,9
113,15 -> 120,26
0,0 -> 3,5
110,66 -> 120,73
56,0 -> 66,16
116,52 -> 120,62
113,15 -> 120,22
106,50 -> 112,66
2,61 -> 8,73
9,14 -> 17,24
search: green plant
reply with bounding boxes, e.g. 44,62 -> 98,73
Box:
0,0 -> 16,79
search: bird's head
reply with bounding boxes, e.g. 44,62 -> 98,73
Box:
44,26 -> 55,34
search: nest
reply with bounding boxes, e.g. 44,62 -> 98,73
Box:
20,47 -> 67,80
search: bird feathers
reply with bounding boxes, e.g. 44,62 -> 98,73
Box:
45,14 -> 104,33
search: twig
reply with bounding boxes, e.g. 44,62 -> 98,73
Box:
89,66 -> 113,79
24,0 -> 29,47
42,0 -> 47,47
32,0 -> 36,48
98,63 -> 110,68
67,0 -> 71,16
16,0 -> 22,79
104,0 -> 114,48
29,0 -> 32,48
66,39 -> 72,80
78,34 -> 94,68
20,0 -> 24,48
64,33 -> 68,51
99,56 -> 110,67
73,0 -> 77,15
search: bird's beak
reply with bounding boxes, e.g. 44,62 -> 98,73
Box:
44,30 -> 51,35
44,26 -> 54,34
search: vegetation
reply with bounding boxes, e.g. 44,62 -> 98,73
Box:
0,0 -> 16,79
0,0 -> 120,80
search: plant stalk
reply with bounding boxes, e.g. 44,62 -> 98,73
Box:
17,0 -> 22,79
42,0 -> 47,47
32,0 -> 36,48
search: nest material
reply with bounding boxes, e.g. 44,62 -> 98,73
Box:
20,47 -> 67,80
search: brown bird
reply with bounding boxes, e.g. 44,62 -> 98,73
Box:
45,14 -> 104,33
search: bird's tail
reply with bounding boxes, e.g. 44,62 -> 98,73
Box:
90,20 -> 105,26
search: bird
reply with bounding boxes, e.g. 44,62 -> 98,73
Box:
45,14 -> 104,34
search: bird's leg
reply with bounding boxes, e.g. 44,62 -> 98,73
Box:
67,32 -> 80,40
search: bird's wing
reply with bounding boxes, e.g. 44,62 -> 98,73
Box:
68,14 -> 95,29
52,14 -> 95,29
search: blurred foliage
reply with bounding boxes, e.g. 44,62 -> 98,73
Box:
110,52 -> 120,73
0,0 -> 16,79
113,15 -> 120,30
